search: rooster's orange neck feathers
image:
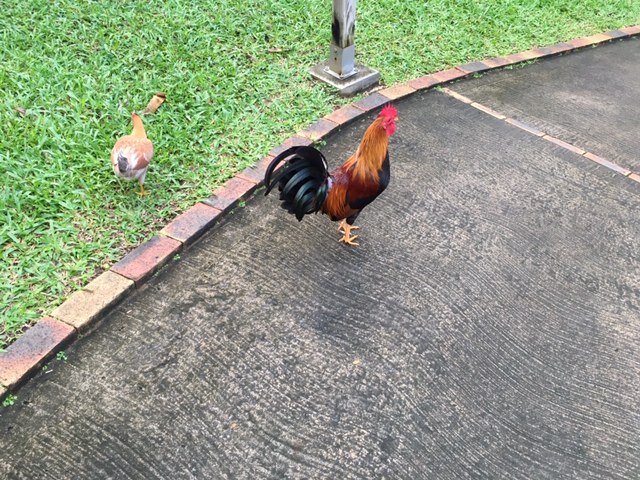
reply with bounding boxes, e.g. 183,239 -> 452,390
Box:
344,117 -> 389,183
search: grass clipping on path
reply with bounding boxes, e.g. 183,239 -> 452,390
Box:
1,0 -> 639,348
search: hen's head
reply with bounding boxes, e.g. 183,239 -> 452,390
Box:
379,104 -> 398,136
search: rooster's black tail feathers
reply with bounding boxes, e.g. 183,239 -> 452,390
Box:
264,146 -> 330,221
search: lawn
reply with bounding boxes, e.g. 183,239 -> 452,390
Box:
1,0 -> 639,349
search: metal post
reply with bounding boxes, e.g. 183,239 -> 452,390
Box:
310,0 -> 380,96
329,0 -> 357,78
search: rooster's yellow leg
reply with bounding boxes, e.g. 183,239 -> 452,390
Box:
137,182 -> 148,197
338,222 -> 359,246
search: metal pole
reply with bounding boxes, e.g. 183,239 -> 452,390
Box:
328,0 -> 357,78
309,0 -> 379,96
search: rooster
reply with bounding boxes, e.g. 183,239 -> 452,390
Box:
111,112 -> 153,196
264,104 -> 397,246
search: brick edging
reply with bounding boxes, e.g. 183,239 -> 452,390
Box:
2,26 -> 639,400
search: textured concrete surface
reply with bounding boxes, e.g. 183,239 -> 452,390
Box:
1,90 -> 639,479
1,42 -> 640,479
455,37 -> 640,172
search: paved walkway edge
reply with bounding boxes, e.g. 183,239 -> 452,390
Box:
441,88 -> 637,177
1,26 -> 639,400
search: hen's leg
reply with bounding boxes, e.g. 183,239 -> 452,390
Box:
137,181 -> 148,197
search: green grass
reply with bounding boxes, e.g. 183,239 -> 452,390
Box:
2,394 -> 17,408
1,0 -> 639,349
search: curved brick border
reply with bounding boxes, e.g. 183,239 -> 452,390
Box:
2,26 -> 639,400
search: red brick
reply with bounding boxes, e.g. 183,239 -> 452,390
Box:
407,75 -> 439,90
51,271 -> 134,331
482,57 -> 512,69
585,33 -> 613,45
379,84 -> 416,100
0,317 -> 75,389
238,155 -> 277,184
505,118 -> 545,137
604,29 -> 629,39
111,236 -> 181,285
432,68 -> 468,83
298,118 -> 338,141
457,61 -> 492,74
620,25 -> 640,35
161,203 -> 222,246
503,50 -> 540,64
324,105 -> 364,126
236,170 -> 260,185
567,37 -> 596,49
352,92 -> 390,112
268,135 -> 312,158
203,176 -> 258,212
533,43 -> 572,57
583,152 -> 632,176
543,135 -> 586,156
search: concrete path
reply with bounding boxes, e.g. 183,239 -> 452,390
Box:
1,38 -> 639,479
455,37 -> 640,172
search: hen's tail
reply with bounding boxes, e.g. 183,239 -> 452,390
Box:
264,146 -> 331,221
117,152 -> 129,174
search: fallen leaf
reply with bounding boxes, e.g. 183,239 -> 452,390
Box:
267,47 -> 290,54
352,358 -> 362,366
143,92 -> 167,115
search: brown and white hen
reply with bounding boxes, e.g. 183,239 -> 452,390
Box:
111,112 -> 153,196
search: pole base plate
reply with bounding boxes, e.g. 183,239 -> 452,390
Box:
310,62 -> 380,97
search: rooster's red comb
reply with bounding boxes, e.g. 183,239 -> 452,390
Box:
379,104 -> 398,119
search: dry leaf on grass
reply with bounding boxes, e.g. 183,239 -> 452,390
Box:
143,92 -> 166,115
